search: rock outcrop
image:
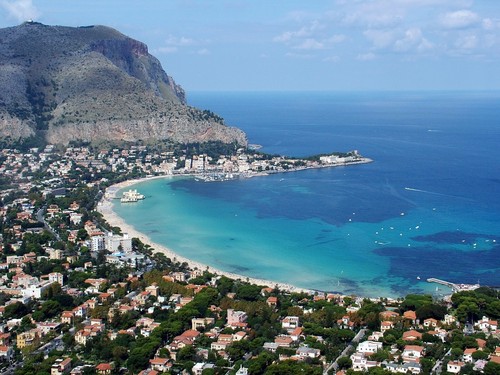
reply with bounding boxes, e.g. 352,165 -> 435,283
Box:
0,22 -> 246,146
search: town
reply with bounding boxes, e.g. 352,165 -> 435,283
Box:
0,143 -> 498,375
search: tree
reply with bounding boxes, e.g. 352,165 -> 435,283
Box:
248,351 -> 275,374
471,350 -> 489,361
236,283 -> 262,301
420,358 -> 434,374
62,332 -> 75,347
337,356 -> 352,370
40,300 -> 62,319
18,316 -> 36,332
264,360 -> 322,375
42,282 -> 62,299
4,301 -> 29,319
112,346 -> 129,363
177,345 -> 196,362
450,347 -> 464,360
484,361 -> 500,375
370,349 -> 390,362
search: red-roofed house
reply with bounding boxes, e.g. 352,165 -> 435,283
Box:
267,296 -> 278,308
380,311 -> 400,320
447,361 -> 465,374
402,345 -> 425,363
423,318 -> 438,328
402,330 -> 423,341
403,310 -> 417,323
380,321 -> 394,333
0,346 -> 13,361
51,357 -> 71,375
463,348 -> 477,363
275,335 -> 294,348
95,363 -> 112,375
149,357 -> 171,372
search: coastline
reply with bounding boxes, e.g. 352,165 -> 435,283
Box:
96,157 -> 373,296
97,176 -> 315,295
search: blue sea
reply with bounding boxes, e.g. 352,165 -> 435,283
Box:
113,91 -> 500,297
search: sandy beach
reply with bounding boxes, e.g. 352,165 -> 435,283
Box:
97,176 -> 314,294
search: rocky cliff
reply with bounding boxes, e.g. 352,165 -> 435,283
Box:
0,22 -> 247,146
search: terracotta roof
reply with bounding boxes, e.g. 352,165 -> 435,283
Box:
403,310 -> 417,320
490,356 -> 500,364
402,330 -> 423,340
149,357 -> 168,365
181,330 -> 200,338
96,363 -> 112,370
404,345 -> 424,352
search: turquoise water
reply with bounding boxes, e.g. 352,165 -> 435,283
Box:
113,91 -> 500,297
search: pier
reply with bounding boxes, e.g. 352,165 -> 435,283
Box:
427,278 -> 480,293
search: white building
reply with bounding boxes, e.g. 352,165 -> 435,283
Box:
227,309 -> 247,326
106,233 -> 132,253
90,234 -> 105,252
282,316 -> 300,330
23,280 -> 54,299
350,352 -> 378,371
49,272 -> 64,286
356,340 -> 383,354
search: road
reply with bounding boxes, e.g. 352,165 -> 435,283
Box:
323,328 -> 366,375
36,206 -> 61,240
432,348 -> 451,374
0,327 -> 76,375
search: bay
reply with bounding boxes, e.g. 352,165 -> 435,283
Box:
113,91 -> 500,297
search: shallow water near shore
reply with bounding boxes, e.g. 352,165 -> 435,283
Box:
113,91 -> 500,297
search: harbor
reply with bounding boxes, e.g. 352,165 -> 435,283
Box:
427,278 -> 481,293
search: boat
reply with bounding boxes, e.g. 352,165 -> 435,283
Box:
121,189 -> 145,203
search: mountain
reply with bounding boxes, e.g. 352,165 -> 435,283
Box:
0,22 -> 247,146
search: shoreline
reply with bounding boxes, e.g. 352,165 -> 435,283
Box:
97,176 -> 315,295
96,158 -> 373,296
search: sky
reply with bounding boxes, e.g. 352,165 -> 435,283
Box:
1,0 -> 500,92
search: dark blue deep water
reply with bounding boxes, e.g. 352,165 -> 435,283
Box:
115,91 -> 500,297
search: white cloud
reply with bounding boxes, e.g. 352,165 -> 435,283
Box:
323,55 -> 340,62
455,34 -> 477,50
156,46 -> 178,54
327,34 -> 346,44
1,0 -> 39,22
155,34 -> 206,54
273,20 -> 322,43
482,18 -> 500,31
294,38 -> 324,50
357,52 -> 377,61
343,11 -> 403,28
394,28 -> 433,53
275,1 -> 495,62
197,48 -> 210,55
482,18 -> 494,31
441,10 -> 480,29
363,29 -> 396,49
164,35 -> 195,46
285,52 -> 313,59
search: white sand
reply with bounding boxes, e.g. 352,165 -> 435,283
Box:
97,176 -> 314,295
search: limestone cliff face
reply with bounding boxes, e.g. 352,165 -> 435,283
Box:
0,22 -> 246,146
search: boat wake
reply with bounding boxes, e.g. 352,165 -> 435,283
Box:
404,187 -> 471,201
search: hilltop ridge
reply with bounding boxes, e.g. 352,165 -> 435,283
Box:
0,22 -> 247,146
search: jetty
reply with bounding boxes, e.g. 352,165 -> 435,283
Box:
427,278 -> 480,293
